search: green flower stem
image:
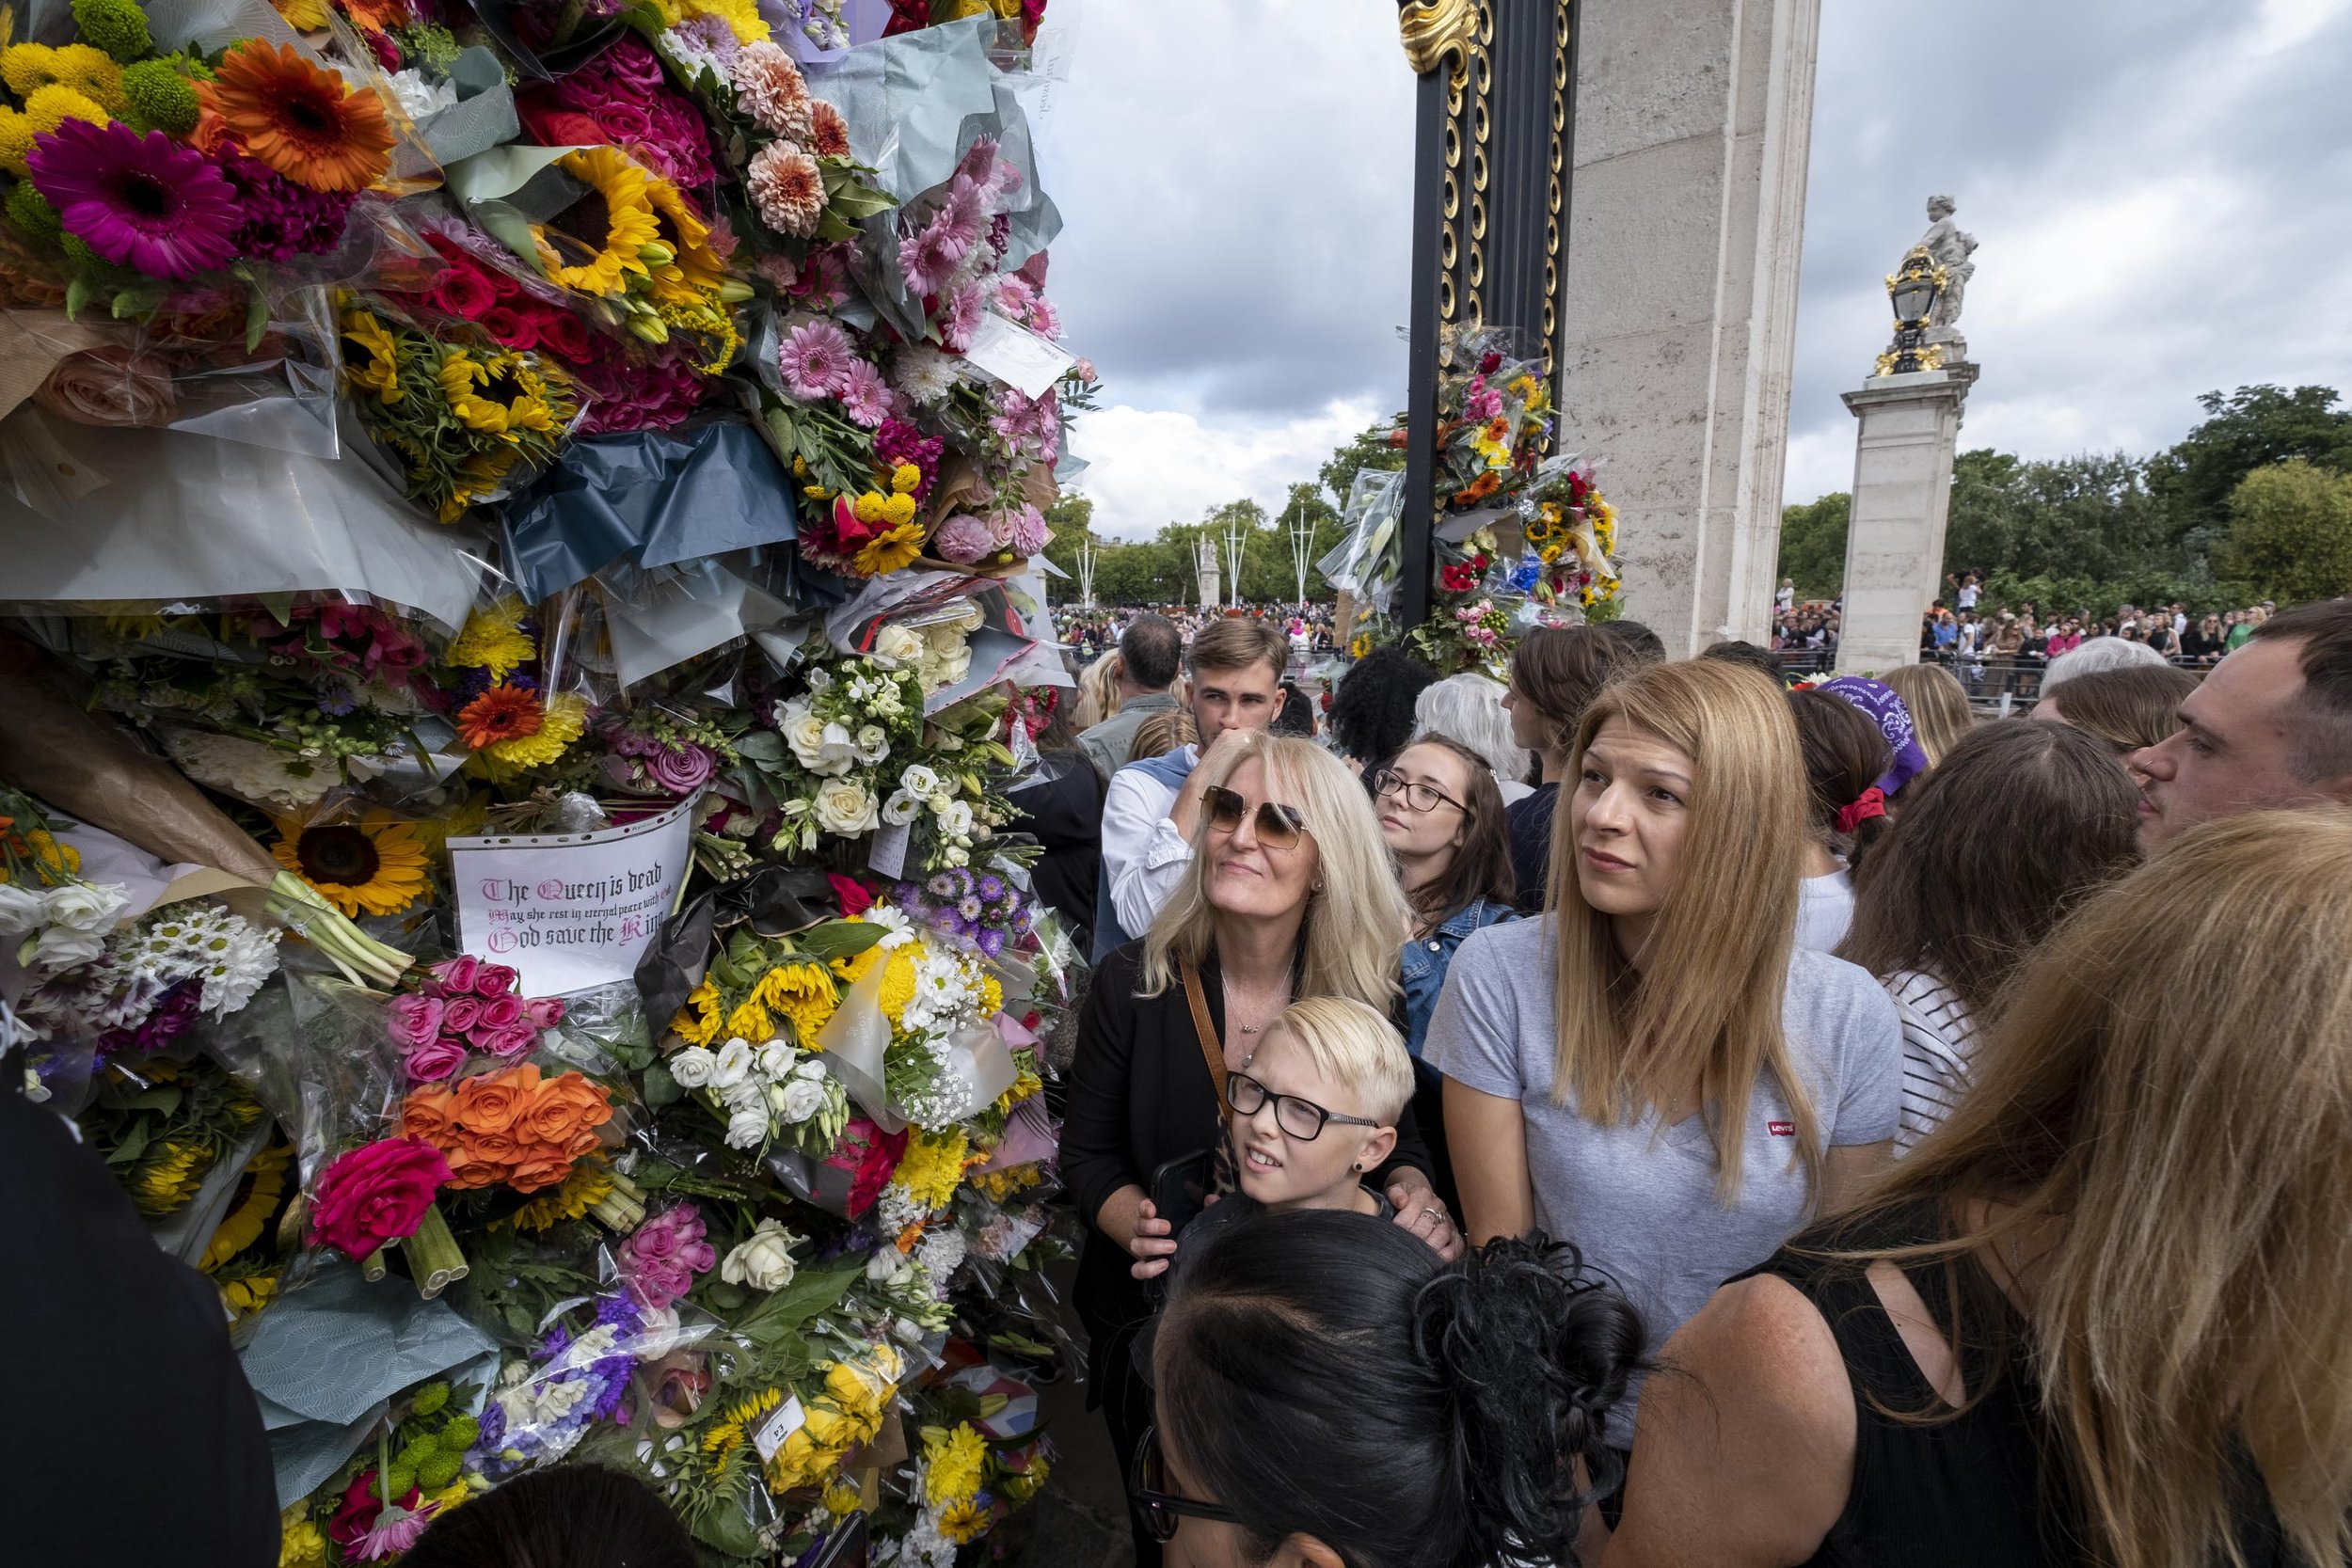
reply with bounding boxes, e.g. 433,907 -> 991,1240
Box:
266,872 -> 413,988
589,1171 -> 647,1231
403,1203 -> 469,1300
362,1245 -> 389,1283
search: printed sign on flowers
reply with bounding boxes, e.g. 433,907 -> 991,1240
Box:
448,797 -> 698,994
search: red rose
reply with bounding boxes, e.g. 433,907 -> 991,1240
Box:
517,102 -> 609,152
427,264 -> 498,322
330,1472 -> 424,1549
534,309 -> 593,363
481,306 -> 537,350
1479,352 -> 1502,373
308,1137 -> 452,1259
828,873 -> 874,917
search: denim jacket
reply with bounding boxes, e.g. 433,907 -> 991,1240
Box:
1399,896 -> 1518,1058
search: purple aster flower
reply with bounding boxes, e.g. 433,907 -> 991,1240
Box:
927,873 -> 958,899
977,927 -> 1007,958
976,874 -> 1006,902
930,907 -> 964,935
315,686 -> 358,717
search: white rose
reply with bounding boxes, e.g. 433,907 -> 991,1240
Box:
898,764 -> 941,798
720,1218 -> 803,1291
755,1038 -> 798,1079
854,724 -> 891,765
873,625 -> 924,668
777,1075 -> 828,1123
712,1036 -> 755,1088
882,790 -> 923,827
814,779 -> 880,835
724,1105 -> 772,1148
668,1045 -> 718,1087
722,1076 -> 768,1114
781,703 -> 833,770
40,880 -> 128,934
28,923 -> 107,969
811,722 -> 859,777
0,883 -> 43,936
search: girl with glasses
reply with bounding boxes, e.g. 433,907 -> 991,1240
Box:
1378,737 -> 1518,1061
1061,733 -> 1457,1566
1142,1209 -> 1644,1568
1427,659 -> 1903,1458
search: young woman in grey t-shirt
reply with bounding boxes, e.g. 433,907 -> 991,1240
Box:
1426,659 -> 1902,1434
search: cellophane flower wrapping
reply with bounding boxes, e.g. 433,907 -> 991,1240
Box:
0,3 -> 1083,1561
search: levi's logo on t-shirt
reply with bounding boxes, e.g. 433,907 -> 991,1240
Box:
1767,1120 -> 1797,1137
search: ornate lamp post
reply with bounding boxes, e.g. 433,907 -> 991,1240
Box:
1875,246 -> 1948,376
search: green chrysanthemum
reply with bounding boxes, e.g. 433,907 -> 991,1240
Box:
71,0 -> 152,63
120,58 -> 199,135
5,181 -> 62,245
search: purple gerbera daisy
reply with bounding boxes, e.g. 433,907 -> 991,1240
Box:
779,319 -> 854,401
28,119 -> 242,282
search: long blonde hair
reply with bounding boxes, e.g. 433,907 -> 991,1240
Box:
1545,659 -> 1817,1200
1828,809 -> 2352,1568
1072,650 -> 1124,732
1140,733 -> 1407,1011
1882,662 -> 1973,767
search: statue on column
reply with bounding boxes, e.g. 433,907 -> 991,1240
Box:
1915,194 -> 1977,360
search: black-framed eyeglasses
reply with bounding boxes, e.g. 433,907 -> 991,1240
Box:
1226,1070 -> 1378,1142
1200,785 -> 1308,849
1372,768 -> 1466,816
1130,1424 -> 1246,1544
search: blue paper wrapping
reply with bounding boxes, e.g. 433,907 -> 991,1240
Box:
501,420 -> 806,601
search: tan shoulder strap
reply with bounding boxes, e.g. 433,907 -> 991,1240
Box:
1180,958 -> 1229,1106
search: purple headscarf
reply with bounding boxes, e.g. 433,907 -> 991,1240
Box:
1815,675 -> 1931,796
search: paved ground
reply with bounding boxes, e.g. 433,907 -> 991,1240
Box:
1008,1259 -> 1135,1568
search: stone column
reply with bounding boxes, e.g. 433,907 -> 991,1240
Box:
1550,0 -> 1822,655
1833,364 -> 1978,673
1197,538 -> 1221,610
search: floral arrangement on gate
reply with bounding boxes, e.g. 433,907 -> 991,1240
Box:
1,2 -> 1084,1562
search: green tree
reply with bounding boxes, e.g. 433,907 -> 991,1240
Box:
2148,386 -> 2352,553
1039,492 -> 1095,602
2220,460 -> 2352,604
1776,491 -> 1850,597
1318,420 -> 1408,510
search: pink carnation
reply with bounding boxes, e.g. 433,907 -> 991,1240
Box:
309,1137 -> 451,1259
933,513 -> 993,563
780,319 -> 855,399
1007,501 -> 1049,556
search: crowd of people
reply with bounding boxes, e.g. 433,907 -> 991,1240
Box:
1053,603 -> 1340,665
1922,574 -> 2277,673
1047,594 -> 2352,1568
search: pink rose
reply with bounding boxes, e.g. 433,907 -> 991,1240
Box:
646,744 -> 713,794
441,997 -> 483,1033
385,993 -> 445,1052
473,1022 -> 539,1059
403,1036 -> 469,1085
35,345 -> 179,428
309,1137 -> 451,1259
473,964 -> 519,999
630,1221 -> 681,1260
475,994 -> 525,1030
525,996 -> 567,1029
430,956 -> 481,995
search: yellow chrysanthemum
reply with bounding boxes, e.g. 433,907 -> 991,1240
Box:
723,996 -> 774,1044
512,1162 -> 615,1232
890,463 -> 922,496
980,974 -> 1003,1018
0,83 -> 104,172
875,947 -> 919,1026
539,147 -> 661,296
855,520 -> 926,578
880,492 -> 918,529
644,176 -> 728,305
340,309 -> 404,404
202,1142 -> 291,1272
970,1162 -> 1044,1202
685,0 -> 769,45
673,976 -> 723,1046
444,594 -> 535,678
993,1064 -> 1043,1116
278,1507 -> 326,1568
485,690 -> 588,768
923,1423 -> 987,1510
941,1497 -> 993,1544
270,808 -> 431,918
891,1127 -> 968,1212
3,43 -> 125,115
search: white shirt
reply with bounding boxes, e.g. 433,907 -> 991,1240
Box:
1794,869 -> 1854,954
1956,583 -> 1979,610
1497,778 -> 1536,806
1776,585 -> 1796,612
1886,969 -> 1976,1155
1100,744 -> 1200,942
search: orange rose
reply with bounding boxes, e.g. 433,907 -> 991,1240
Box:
453,1066 -> 538,1134
444,1154 -> 507,1190
561,1127 -> 605,1160
401,1088 -> 458,1143
523,1074 -> 614,1150
458,1129 -> 520,1168
507,1154 -> 575,1193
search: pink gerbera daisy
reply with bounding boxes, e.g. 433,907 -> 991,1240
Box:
28,119 -> 242,281
780,319 -> 854,399
937,175 -> 985,253
898,218 -> 963,298
941,283 -> 986,352
836,358 -> 890,427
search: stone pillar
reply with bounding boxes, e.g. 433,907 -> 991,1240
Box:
1549,0 -> 1821,655
1197,538 -> 1221,610
1833,365 -> 1978,673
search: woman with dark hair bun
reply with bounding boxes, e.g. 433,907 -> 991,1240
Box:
1148,1209 -> 1644,1568
1328,645 -> 1442,784
1786,689 -> 1894,953
399,1465 -> 695,1568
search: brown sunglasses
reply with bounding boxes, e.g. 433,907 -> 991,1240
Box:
1199,785 -> 1308,849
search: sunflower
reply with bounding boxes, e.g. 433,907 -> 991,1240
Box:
201,1141 -> 291,1271
643,178 -> 728,306
436,347 -> 557,438
201,40 -> 394,194
455,683 -> 545,750
435,448 -> 521,524
133,1140 -> 211,1215
536,147 -> 660,297
269,807 -> 431,917
703,1387 -> 785,1464
267,0 -> 330,27
341,309 -> 404,404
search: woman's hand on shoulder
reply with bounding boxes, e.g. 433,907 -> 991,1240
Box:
1385,1168 -> 1464,1261
1601,1274 -> 1853,1568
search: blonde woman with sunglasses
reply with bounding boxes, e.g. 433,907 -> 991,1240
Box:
1062,732 -> 1455,1567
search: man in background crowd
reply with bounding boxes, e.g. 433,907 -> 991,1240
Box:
1074,614 -> 1184,784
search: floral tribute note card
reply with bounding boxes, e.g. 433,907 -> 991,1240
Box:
447,797 -> 696,995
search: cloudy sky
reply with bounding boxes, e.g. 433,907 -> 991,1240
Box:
1028,0 -> 2352,539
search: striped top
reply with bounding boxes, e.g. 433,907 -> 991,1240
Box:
1887,970 -> 1976,1155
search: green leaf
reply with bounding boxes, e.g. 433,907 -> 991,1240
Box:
246,286 -> 269,353
736,730 -> 787,762
105,1123 -> 151,1165
124,1085 -> 184,1115
643,1060 -> 683,1107
730,1257 -> 863,1348
790,920 -> 882,963
64,273 -> 93,319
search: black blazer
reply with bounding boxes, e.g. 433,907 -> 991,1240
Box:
1061,940 -> 1434,1388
